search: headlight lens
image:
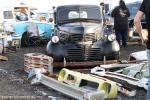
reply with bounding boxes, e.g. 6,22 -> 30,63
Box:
108,34 -> 116,41
51,36 -> 59,43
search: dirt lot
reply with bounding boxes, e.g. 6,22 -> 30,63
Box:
0,43 -> 147,100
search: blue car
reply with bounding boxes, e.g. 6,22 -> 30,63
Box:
1,5 -> 54,47
12,20 -> 54,46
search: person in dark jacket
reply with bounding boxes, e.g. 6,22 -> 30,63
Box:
111,0 -> 130,47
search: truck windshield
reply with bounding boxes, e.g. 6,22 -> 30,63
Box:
14,7 -> 29,21
57,6 -> 102,24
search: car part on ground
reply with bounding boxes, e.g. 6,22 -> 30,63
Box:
41,73 -> 105,100
91,62 -> 148,91
128,50 -> 147,61
28,68 -> 105,100
115,62 -> 148,80
58,68 -> 118,98
0,55 -> 8,61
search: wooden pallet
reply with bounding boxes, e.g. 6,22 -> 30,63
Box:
24,53 -> 53,71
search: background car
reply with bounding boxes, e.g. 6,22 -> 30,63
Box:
127,1 -> 146,39
1,4 -> 54,47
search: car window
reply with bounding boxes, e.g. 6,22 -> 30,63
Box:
36,13 -> 49,20
130,7 -> 138,19
15,12 -> 28,21
14,7 -> 29,21
3,11 -> 13,19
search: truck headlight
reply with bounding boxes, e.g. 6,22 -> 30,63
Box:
108,34 -> 116,41
51,36 -> 59,43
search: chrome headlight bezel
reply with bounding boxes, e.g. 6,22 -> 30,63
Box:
107,34 -> 116,42
58,30 -> 69,41
51,36 -> 59,43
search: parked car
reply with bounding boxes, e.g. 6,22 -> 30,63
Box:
13,21 -> 54,46
46,5 -> 120,62
127,1 -> 146,39
1,4 -> 54,46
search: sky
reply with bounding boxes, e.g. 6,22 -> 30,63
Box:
0,0 -> 142,10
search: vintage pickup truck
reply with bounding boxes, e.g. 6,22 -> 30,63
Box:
46,4 -> 120,62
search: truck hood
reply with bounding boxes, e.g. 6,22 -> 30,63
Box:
58,22 -> 103,34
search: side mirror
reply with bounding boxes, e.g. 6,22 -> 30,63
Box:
49,18 -> 53,23
107,13 -> 111,16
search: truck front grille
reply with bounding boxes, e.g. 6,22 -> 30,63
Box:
69,33 -> 95,42
84,33 -> 95,41
70,34 -> 83,42
67,47 -> 102,61
67,47 -> 84,61
87,48 -> 103,60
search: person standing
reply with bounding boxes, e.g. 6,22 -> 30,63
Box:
111,0 -> 130,47
134,0 -> 150,100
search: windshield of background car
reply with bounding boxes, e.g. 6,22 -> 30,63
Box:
57,6 -> 102,24
34,12 -> 53,21
127,2 -> 143,19
36,13 -> 49,20
3,11 -> 13,19
129,6 -> 139,19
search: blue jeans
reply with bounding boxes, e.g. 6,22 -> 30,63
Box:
115,30 -> 128,47
147,49 -> 150,100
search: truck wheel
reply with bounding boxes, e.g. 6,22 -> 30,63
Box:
21,32 -> 29,47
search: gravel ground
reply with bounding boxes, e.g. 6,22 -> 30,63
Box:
0,43 -> 147,100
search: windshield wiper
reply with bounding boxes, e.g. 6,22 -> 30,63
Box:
81,18 -> 101,22
59,18 -> 101,24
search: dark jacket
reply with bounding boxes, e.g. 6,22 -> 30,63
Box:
111,6 -> 130,32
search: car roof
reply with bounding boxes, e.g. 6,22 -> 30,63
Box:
56,5 -> 100,10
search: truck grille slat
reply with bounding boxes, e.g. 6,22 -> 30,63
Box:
67,47 -> 103,61
70,33 -> 95,42
85,33 -> 95,41
70,34 -> 83,42
88,48 -> 102,60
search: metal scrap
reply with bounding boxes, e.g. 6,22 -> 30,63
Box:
128,50 -> 147,61
91,65 -> 148,91
0,55 -> 8,61
41,73 -> 105,100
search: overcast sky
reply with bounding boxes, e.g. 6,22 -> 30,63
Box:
0,0 -> 142,10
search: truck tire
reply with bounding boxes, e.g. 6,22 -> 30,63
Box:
21,32 -> 29,47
